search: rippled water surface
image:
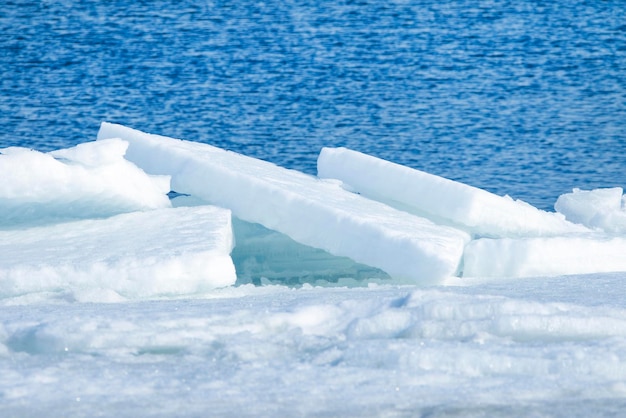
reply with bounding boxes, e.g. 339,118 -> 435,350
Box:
2,0 -> 625,209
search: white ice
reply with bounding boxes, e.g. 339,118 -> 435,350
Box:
0,205 -> 236,302
463,235 -> 626,278
316,146 -> 626,279
97,122 -> 470,284
2,276 -> 626,416
555,187 -> 626,233
317,146 -> 588,238
2,124 -> 626,416
0,139 -> 171,227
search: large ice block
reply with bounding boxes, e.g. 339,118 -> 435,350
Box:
317,147 -> 588,238
0,206 -> 236,300
463,235 -> 626,278
98,122 -> 470,284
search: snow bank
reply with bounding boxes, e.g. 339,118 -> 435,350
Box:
0,139 -> 171,227
97,122 -> 470,284
317,147 -> 588,237
463,235 -> 626,278
555,187 -> 626,233
0,206 -> 236,301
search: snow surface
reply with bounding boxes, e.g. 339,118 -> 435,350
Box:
97,122 -> 470,284
3,123 -> 626,416
0,206 -> 236,301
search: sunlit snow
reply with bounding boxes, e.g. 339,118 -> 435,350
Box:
2,123 -> 626,416
0,205 -> 235,302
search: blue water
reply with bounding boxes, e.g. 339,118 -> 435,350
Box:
2,0 -> 625,210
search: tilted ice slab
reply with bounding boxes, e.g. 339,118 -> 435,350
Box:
98,122 -> 470,284
463,235 -> 626,278
317,147 -> 588,238
0,139 -> 171,228
555,187 -> 626,234
0,206 -> 236,301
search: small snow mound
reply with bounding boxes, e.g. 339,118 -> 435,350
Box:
555,187 -> 626,233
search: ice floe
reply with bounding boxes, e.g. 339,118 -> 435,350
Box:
464,235 -> 626,278
0,122 -> 624,295
318,146 -> 588,238
555,187 -> 626,234
2,122 -> 626,417
0,205 -> 235,302
0,138 -> 170,227
98,122 -> 470,284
